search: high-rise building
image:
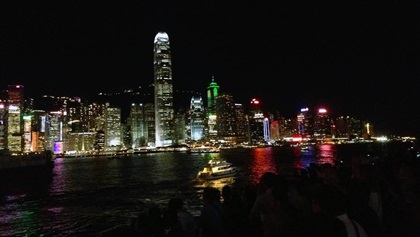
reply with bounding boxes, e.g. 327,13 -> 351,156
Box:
46,111 -> 63,153
215,93 -> 238,143
190,96 -> 205,141
7,85 -> 24,152
31,110 -> 48,151
248,98 -> 266,145
104,103 -> 122,149
206,76 -> 219,139
234,103 -> 247,143
154,31 -> 174,147
129,103 -> 148,148
297,107 -> 314,138
313,108 -> 333,138
335,115 -> 364,139
173,110 -> 187,145
144,103 -> 155,147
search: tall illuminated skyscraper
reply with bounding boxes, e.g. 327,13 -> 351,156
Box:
190,96 -> 205,141
104,104 -> 121,148
7,85 -> 24,152
249,98 -> 265,145
154,32 -> 174,147
206,76 -> 219,139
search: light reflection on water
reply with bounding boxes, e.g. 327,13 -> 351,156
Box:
317,144 -> 336,165
0,143 -> 392,236
248,148 -> 277,185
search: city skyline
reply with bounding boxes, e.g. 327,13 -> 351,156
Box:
0,82 -> 400,140
1,1 -> 419,138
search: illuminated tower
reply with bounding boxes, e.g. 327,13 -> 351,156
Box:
215,93 -> 237,142
249,98 -> 266,145
190,96 -> 205,141
7,85 -> 24,152
206,76 -> 219,139
104,103 -> 122,148
154,31 -> 174,147
313,108 -> 332,139
46,111 -> 63,153
129,103 -> 147,148
297,107 -> 313,138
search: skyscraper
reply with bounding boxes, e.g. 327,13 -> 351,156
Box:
7,85 -> 24,152
104,103 -> 122,148
154,32 -> 174,147
215,93 -> 237,141
206,76 -> 219,139
190,96 -> 205,141
249,98 -> 265,145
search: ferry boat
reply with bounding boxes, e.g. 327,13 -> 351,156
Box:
196,159 -> 238,181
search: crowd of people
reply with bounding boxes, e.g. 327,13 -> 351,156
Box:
102,148 -> 419,237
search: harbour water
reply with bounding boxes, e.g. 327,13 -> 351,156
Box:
0,142 -> 415,236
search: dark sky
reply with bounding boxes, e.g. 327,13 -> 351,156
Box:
1,1 -> 420,138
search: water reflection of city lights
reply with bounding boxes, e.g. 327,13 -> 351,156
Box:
317,144 -> 336,165
248,148 -> 276,186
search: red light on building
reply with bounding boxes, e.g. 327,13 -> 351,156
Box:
318,108 -> 327,113
292,134 -> 303,142
251,98 -> 260,105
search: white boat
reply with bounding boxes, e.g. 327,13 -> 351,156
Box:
196,159 -> 238,180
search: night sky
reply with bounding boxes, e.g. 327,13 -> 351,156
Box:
1,1 -> 419,138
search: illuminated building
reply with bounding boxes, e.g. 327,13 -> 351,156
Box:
65,132 -> 96,154
104,103 -> 122,149
23,115 -> 32,152
0,102 -> 6,150
127,103 -> 154,148
46,111 -> 63,153
154,31 -> 174,147
335,115 -> 364,139
206,76 -> 219,139
313,108 -> 333,138
297,107 -> 313,138
31,110 -> 48,151
173,110 -> 187,145
268,112 -> 289,140
7,85 -> 24,152
215,93 -> 239,143
248,98 -> 266,144
65,98 -> 84,133
129,103 -> 148,148
263,117 -> 270,142
190,96 -> 205,141
234,103 -> 247,143
144,103 -> 155,147
84,102 -> 107,132
270,120 -> 280,141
